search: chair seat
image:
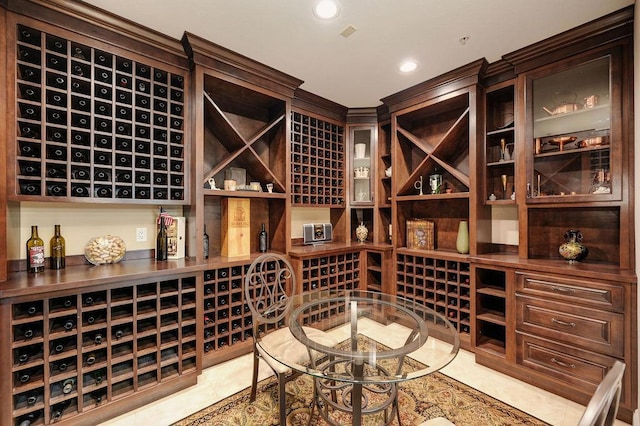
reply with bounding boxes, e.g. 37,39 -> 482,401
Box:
258,326 -> 337,374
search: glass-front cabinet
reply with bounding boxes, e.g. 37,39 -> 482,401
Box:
349,126 -> 374,205
524,50 -> 621,203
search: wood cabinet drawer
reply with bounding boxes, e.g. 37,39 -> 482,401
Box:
516,272 -> 624,311
516,332 -> 617,392
516,295 -> 623,357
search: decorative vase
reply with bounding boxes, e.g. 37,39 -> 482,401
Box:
559,229 -> 588,263
355,222 -> 368,243
456,221 -> 469,254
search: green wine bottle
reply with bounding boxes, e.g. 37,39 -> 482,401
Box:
50,224 -> 65,269
156,216 -> 168,261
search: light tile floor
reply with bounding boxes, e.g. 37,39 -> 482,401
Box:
100,319 -> 630,426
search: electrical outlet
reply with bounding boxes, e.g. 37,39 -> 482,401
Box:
136,227 -> 147,242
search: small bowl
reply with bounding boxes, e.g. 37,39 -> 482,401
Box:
84,235 -> 126,265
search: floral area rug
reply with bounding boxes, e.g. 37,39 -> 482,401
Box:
173,343 -> 550,426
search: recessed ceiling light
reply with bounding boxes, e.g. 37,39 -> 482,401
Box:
399,60 -> 418,73
313,0 -> 340,20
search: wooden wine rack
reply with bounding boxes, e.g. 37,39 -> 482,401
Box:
287,250 -> 361,328
12,21 -> 188,203
202,264 -> 252,360
290,111 -> 345,206
202,258 -> 293,368
395,252 -> 471,342
8,275 -> 197,425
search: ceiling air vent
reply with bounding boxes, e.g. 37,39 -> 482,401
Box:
340,25 -> 357,38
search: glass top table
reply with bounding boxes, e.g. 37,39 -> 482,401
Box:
256,290 -> 460,425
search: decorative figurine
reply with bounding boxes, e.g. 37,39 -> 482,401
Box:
414,176 -> 424,195
208,177 -> 218,190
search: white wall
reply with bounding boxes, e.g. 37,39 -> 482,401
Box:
6,203 -> 330,259
491,206 -> 519,245
7,202 -> 182,259
290,207 -> 331,238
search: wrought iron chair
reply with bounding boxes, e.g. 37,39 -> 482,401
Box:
244,253 -> 336,426
578,360 -> 625,426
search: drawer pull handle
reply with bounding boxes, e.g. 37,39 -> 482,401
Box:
551,357 -> 576,369
551,318 -> 576,327
551,286 -> 575,294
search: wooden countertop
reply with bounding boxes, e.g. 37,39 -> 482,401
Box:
0,258 -> 202,299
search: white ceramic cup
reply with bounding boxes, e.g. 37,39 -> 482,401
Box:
224,179 -> 236,191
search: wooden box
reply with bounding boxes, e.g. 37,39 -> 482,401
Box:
221,198 -> 251,257
406,219 -> 435,250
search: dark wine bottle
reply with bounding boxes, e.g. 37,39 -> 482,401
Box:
17,370 -> 31,383
156,214 -> 168,261
94,332 -> 103,345
17,410 -> 41,426
17,345 -> 37,363
50,399 -> 71,421
203,225 -> 209,259
49,224 -> 65,270
53,340 -> 66,353
72,46 -> 87,60
259,223 -> 268,253
21,325 -> 37,339
26,226 -> 45,273
85,311 -> 102,324
19,161 -> 40,176
26,389 -> 40,406
85,352 -> 96,365
61,377 -> 75,394
53,318 -> 75,331
93,370 -> 104,385
91,390 -> 106,405
52,360 -> 68,371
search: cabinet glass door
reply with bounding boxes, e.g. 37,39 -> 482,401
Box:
528,54 -> 618,201
350,127 -> 373,204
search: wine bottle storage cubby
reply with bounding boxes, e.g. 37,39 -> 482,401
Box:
396,253 -> 471,339
474,267 -> 507,356
13,23 -> 187,202
300,252 -> 360,293
292,251 -> 361,327
9,275 -> 197,425
202,264 -> 253,356
290,111 -> 345,206
485,83 -> 516,203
